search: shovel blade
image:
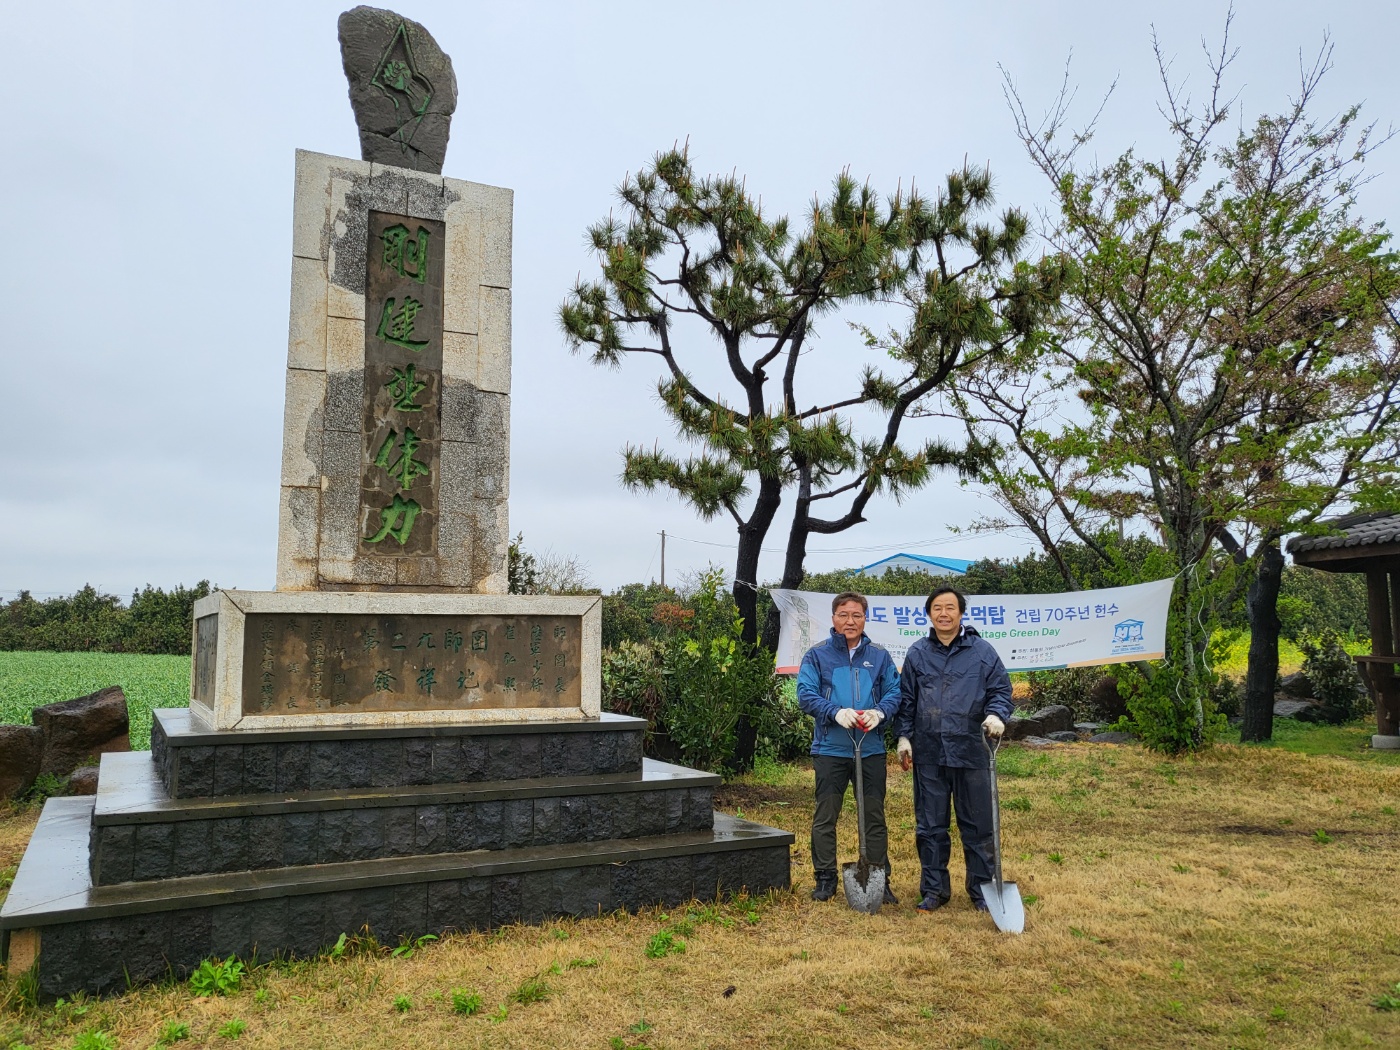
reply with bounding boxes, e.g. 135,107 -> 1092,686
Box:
978,879 -> 1024,934
841,862 -> 885,915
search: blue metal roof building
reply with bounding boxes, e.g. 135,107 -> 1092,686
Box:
857,553 -> 974,576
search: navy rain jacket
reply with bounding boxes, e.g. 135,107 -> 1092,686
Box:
895,625 -> 1014,769
796,629 -> 901,758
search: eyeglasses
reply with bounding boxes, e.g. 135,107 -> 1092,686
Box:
833,612 -> 865,621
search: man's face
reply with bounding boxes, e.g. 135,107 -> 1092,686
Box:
928,594 -> 962,637
832,601 -> 866,644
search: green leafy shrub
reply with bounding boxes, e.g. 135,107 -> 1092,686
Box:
1299,630 -> 1367,723
392,995 -> 412,1013
1024,666 -> 1101,720
601,641 -> 666,735
659,573 -> 780,773
644,930 -> 687,958
70,1032 -> 116,1050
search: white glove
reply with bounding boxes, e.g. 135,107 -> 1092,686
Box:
982,714 -> 1006,738
896,737 -> 912,761
834,708 -> 861,730
859,709 -> 883,731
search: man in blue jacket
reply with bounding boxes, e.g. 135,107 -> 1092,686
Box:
896,586 -> 1014,912
797,591 -> 902,904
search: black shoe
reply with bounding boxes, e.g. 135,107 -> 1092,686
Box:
973,898 -> 990,913
915,895 -> 948,913
810,870 -> 838,902
882,884 -> 899,906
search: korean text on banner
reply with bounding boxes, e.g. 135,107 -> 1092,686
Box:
771,579 -> 1174,674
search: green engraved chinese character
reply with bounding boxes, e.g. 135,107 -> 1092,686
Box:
503,652 -> 516,664
363,628 -> 380,651
443,629 -> 463,652
471,630 -> 488,652
373,669 -> 396,692
381,223 -> 430,283
386,363 -> 426,412
376,296 -> 429,350
374,428 -> 430,491
417,667 -> 436,695
555,677 -> 566,693
530,677 -> 543,691
553,626 -> 567,640
365,494 -> 422,545
457,669 -> 478,689
553,652 -> 565,667
417,633 -> 435,649
503,676 -> 517,691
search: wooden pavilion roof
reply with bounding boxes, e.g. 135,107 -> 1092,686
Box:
1287,512 -> 1400,573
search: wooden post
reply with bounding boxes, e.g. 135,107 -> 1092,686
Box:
1391,567 -> 1400,655
1368,570 -> 1394,657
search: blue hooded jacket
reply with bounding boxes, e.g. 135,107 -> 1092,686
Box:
796,629 -> 901,758
895,624 -> 1014,769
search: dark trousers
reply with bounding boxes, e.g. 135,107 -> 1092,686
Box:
912,760 -> 995,904
811,753 -> 888,872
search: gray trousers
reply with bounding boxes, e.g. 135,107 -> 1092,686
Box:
811,753 -> 888,872
912,760 -> 995,904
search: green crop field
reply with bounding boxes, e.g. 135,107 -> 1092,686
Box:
0,651 -> 191,751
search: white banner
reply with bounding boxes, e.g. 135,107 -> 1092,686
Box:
771,578 -> 1174,674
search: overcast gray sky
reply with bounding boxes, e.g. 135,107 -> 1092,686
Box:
3,0 -> 1397,599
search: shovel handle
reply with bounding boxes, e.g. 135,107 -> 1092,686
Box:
848,728 -> 870,866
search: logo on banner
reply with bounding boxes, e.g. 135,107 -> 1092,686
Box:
1111,618 -> 1146,654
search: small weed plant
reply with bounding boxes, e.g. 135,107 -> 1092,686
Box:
644,930 -> 686,958
1371,983 -> 1400,1011
392,995 -> 412,1013
189,955 -> 244,997
157,1020 -> 191,1044
511,976 -> 551,1005
451,988 -> 483,1015
218,1018 -> 247,1039
390,933 -> 437,959
70,1032 -> 116,1050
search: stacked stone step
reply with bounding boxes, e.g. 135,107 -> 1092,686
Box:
3,710 -> 792,996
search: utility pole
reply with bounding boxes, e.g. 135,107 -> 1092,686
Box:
659,530 -> 666,589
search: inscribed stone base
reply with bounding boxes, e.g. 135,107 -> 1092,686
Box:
191,590 -> 601,731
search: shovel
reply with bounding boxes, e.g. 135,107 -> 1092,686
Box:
840,725 -> 886,914
978,731 -> 1024,933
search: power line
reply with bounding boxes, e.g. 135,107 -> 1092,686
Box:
662,529 -> 1011,557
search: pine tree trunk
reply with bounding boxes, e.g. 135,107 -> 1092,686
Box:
729,477 -> 783,772
1240,541 -> 1284,743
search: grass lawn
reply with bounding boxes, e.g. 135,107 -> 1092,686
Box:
1,728 -> 1399,1048
0,652 -> 191,751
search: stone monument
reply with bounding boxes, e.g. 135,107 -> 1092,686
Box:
0,10 -> 790,996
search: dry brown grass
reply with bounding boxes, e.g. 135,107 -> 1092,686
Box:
3,740 -> 1400,1049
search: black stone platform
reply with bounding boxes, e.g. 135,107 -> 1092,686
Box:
89,752 -> 716,885
4,798 -> 791,997
152,709 -> 645,798
1,709 -> 793,997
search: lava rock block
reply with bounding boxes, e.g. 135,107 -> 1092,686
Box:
1074,722 -> 1103,736
1004,715 -> 1045,741
338,6 -> 457,173
66,767 -> 99,796
1274,698 -> 1320,721
1088,731 -> 1136,744
32,686 -> 129,777
1046,731 -> 1079,743
0,725 -> 43,798
1278,672 -> 1315,699
1028,705 -> 1075,736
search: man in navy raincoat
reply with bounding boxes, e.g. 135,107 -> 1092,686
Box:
895,585 -> 1014,912
796,591 -> 902,904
